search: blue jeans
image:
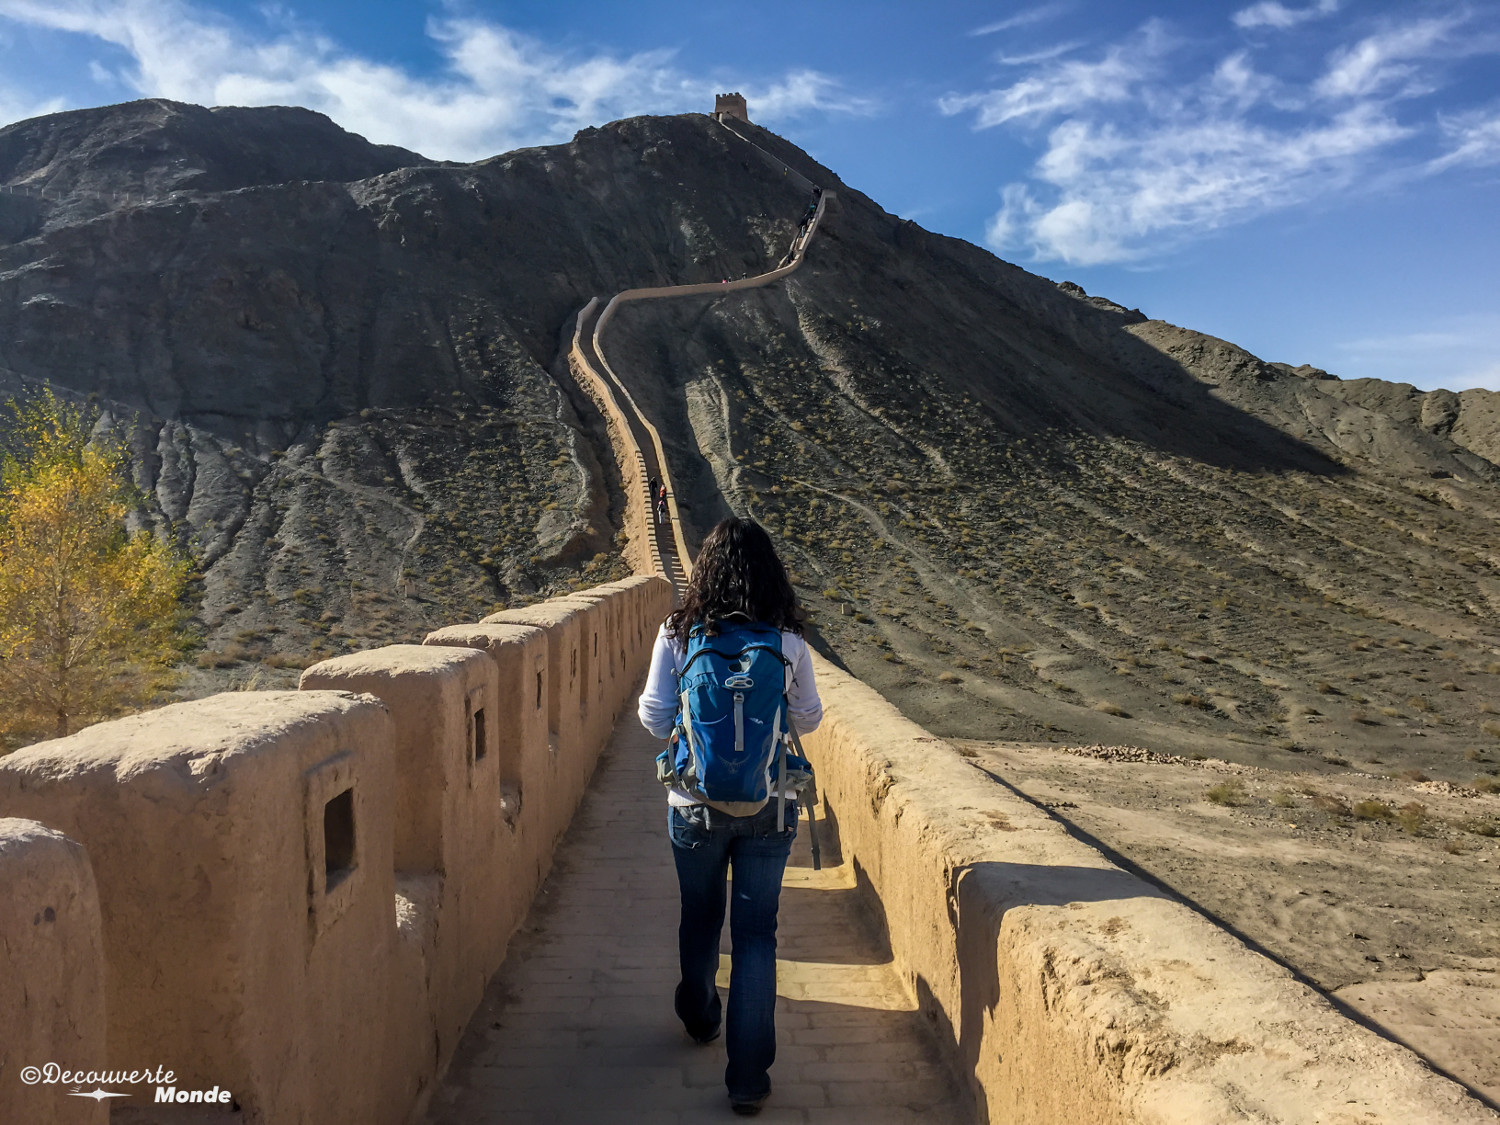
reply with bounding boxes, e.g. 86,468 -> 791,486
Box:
669,800 -> 797,1102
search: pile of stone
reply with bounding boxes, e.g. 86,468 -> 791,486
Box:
1060,743 -> 1256,774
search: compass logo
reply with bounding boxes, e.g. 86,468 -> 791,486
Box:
67,1087 -> 129,1102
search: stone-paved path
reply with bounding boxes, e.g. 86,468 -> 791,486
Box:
426,690 -> 976,1124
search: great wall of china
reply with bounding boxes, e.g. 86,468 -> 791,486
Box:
1,108 -> 1495,1125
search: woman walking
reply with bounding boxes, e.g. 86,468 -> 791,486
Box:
638,517 -> 822,1116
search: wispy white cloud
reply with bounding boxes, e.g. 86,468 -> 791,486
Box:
995,41 -> 1085,67
1426,107 -> 1500,173
0,0 -> 870,159
1313,15 -> 1461,100
1208,50 -> 1282,112
970,4 -> 1068,37
941,21 -> 1168,129
944,11 -> 1500,265
752,69 -> 876,120
0,83 -> 64,126
1232,0 -> 1337,32
989,105 -> 1408,265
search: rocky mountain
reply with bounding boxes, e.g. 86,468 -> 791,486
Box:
2,98 -> 1497,777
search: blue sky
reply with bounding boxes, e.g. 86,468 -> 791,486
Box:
1,1 -> 1497,392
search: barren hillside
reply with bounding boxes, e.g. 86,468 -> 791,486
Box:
0,99 -> 1496,787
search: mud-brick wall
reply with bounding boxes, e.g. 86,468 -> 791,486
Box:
0,575 -> 672,1125
0,819 -> 107,1125
800,654 -> 1499,1125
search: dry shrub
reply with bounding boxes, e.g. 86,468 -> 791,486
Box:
264,652 -> 316,671
1352,799 -> 1393,820
1092,700 -> 1129,717
1311,794 -> 1351,816
1204,780 -> 1247,806
1397,802 -> 1429,835
1200,786 -> 1248,810
1399,769 -> 1430,782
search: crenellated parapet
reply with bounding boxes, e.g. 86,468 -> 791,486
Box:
0,575 -> 671,1125
713,92 -> 749,123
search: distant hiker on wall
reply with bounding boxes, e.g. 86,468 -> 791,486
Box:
649,477 -> 660,505
656,486 -> 668,525
639,517 -> 822,1117
801,189 -> 820,228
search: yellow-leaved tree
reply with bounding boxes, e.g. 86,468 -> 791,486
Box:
0,390 -> 190,747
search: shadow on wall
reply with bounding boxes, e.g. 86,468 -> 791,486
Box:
948,859 -> 1168,1086
1007,784 -> 1500,1118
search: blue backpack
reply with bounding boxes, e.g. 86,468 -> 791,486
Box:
657,619 -> 812,819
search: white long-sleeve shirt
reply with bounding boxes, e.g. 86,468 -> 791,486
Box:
637,620 -> 823,806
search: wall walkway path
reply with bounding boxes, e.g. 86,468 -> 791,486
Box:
566,113 -> 829,593
425,687 -> 974,1124
419,113 -> 948,1123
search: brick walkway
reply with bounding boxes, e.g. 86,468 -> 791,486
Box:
426,692 -> 975,1124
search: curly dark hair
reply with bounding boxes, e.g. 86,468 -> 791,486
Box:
666,517 -> 805,639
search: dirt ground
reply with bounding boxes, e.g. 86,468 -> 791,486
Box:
959,739 -> 1500,1108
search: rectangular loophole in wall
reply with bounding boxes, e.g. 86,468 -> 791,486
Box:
473,707 -> 487,762
323,788 -> 356,890
535,670 -> 543,711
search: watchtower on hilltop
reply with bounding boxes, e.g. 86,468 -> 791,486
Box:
714,93 -> 749,123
